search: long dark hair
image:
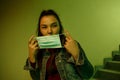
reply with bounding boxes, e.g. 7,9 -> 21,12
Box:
37,9 -> 64,36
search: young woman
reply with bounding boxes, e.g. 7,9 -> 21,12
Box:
24,9 -> 94,80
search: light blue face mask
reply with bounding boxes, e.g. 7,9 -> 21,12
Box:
36,34 -> 63,49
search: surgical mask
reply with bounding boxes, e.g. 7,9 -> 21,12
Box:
36,34 -> 66,49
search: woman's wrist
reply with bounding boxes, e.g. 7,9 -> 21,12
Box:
28,56 -> 36,63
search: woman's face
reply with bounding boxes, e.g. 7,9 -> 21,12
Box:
40,15 -> 60,36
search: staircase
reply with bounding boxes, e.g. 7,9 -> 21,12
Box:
93,45 -> 120,80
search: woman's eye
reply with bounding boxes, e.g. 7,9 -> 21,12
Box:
52,24 -> 57,27
41,26 -> 47,29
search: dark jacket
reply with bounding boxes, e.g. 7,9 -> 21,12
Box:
24,42 -> 94,80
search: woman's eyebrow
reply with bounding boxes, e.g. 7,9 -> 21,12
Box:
51,22 -> 58,25
40,24 -> 47,26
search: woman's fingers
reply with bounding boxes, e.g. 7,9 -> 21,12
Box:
28,35 -> 39,49
64,31 -> 73,40
28,35 -> 35,44
28,35 -> 37,45
34,42 -> 39,49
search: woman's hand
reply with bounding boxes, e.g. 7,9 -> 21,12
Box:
28,35 -> 39,63
64,32 -> 80,61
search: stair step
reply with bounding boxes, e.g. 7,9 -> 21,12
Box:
103,57 -> 112,64
94,65 -> 103,71
112,51 -> 120,61
94,69 -> 120,80
104,61 -> 120,71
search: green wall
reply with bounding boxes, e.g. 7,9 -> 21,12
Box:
0,0 -> 120,80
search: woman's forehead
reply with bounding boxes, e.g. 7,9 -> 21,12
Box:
40,15 -> 58,25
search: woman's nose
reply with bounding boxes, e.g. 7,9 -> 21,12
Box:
47,27 -> 52,34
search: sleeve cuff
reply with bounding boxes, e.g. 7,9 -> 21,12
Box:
67,52 -> 84,65
24,58 -> 37,70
